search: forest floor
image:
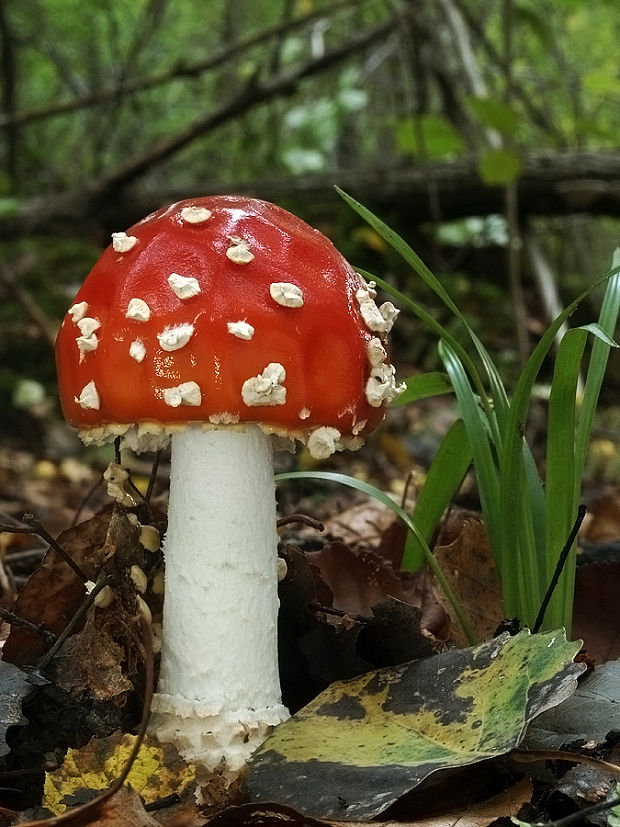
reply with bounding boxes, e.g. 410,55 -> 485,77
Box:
0,401 -> 618,826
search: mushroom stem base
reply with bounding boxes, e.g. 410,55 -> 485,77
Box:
150,692 -> 289,772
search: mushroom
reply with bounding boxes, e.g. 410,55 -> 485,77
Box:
55,195 -> 404,771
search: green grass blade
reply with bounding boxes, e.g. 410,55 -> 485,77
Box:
336,187 -> 464,317
542,328 -> 588,631
337,188 -> 510,423
402,418 -> 473,571
574,254 -> 620,487
275,470 -> 477,644
498,265 -> 620,613
438,341 -> 501,557
391,372 -> 453,406
358,267 -> 500,440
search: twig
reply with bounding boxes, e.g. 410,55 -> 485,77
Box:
36,575 -> 114,672
308,602 -> 367,624
88,17 -> 398,196
20,514 -> 88,582
277,513 -> 324,531
0,0 -> 367,130
532,505 -> 587,634
144,451 -> 161,504
0,606 -> 56,645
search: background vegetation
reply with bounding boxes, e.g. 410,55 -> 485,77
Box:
1,0 -> 619,454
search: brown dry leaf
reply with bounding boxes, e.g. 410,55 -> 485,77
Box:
69,785 -> 161,827
321,499 -> 398,549
48,610 -> 133,703
330,775 -> 533,827
573,562 -> 620,662
307,542 -> 448,638
3,510 -> 112,666
581,488 -> 620,542
432,518 -> 503,646
204,800 -> 333,825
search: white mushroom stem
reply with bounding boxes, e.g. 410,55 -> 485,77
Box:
149,424 -> 289,771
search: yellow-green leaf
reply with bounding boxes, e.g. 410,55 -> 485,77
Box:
43,733 -> 196,815
246,630 -> 583,820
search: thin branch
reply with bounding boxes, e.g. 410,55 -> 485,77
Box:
0,0 -> 367,130
36,574 -> 115,672
0,606 -> 56,645
532,505 -> 587,634
277,513 -> 325,531
89,16 -> 398,197
144,451 -> 162,504
19,514 -> 89,582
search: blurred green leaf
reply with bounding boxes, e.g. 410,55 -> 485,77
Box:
395,114 -> 465,159
478,148 -> 523,185
467,97 -> 521,135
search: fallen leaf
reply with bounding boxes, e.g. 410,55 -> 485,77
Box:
357,597 -> 438,666
581,489 -> 620,543
43,732 -> 196,815
523,659 -> 620,750
246,629 -> 583,820
331,775 -> 533,827
572,562 -> 620,662
307,542 -> 448,638
3,511 -> 112,666
204,800 -> 333,825
47,610 -> 133,704
432,518 -> 503,646
0,660 -> 33,757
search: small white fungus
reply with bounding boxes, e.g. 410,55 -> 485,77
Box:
242,363 -> 286,407
68,301 -> 88,323
168,273 -> 201,300
129,339 -> 146,362
356,287 -> 391,334
77,317 -> 100,337
269,282 -> 304,308
76,333 -> 98,353
227,320 -> 255,340
157,323 -> 194,352
365,363 -> 406,407
379,302 -> 399,334
180,206 -> 212,224
307,427 -> 341,460
75,381 -> 100,410
367,337 -> 387,366
163,381 -> 202,407
209,412 -> 240,425
126,298 -> 151,322
226,236 -> 254,264
112,232 -> 138,253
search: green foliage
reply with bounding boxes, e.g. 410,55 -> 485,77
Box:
394,114 -> 465,160
337,190 -> 620,632
466,97 -> 521,136
477,148 -> 523,185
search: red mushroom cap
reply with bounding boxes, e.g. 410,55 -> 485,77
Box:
55,196 -> 402,454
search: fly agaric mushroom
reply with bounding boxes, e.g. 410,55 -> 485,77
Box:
55,195 -> 404,770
